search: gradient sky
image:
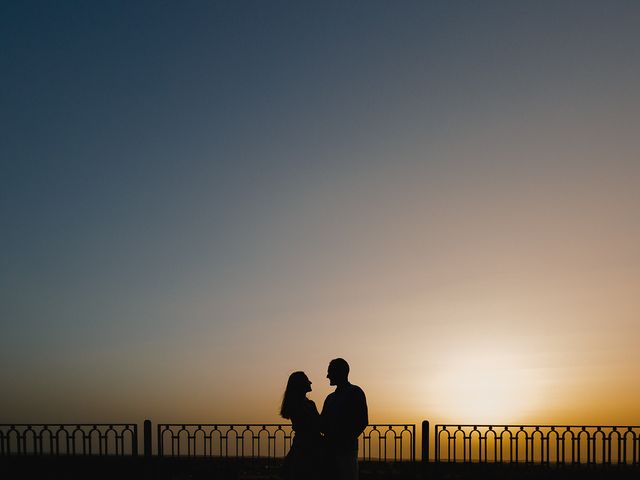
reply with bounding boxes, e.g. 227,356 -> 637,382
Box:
1,1 -> 640,427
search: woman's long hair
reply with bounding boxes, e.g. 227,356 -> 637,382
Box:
280,371 -> 308,419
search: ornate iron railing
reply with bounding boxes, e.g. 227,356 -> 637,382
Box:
157,423 -> 415,461
0,424 -> 138,456
362,424 -> 415,461
5,420 -> 640,465
435,424 -> 640,465
157,424 -> 293,458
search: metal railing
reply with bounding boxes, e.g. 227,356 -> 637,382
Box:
0,424 -> 138,456
4,420 -> 640,465
157,424 -> 293,458
362,424 -> 415,461
435,424 -> 640,465
156,423 -> 415,461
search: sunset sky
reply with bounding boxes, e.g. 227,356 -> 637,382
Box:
2,1 -> 639,428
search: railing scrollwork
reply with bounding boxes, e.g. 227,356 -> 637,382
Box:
157,423 -> 415,461
434,424 -> 640,465
0,424 -> 138,456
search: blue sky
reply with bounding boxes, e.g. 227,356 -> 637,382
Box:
2,1 -> 640,423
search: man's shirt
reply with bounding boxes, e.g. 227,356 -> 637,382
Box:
321,382 -> 368,454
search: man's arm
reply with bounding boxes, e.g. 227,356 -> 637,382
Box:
355,387 -> 368,436
349,387 -> 368,438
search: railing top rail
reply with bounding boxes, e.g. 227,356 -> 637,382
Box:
0,423 -> 137,427
157,423 -> 415,426
435,424 -> 640,428
157,423 -> 291,427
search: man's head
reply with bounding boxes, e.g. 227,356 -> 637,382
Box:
327,358 -> 350,386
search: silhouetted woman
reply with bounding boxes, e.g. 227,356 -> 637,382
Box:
280,371 -> 324,479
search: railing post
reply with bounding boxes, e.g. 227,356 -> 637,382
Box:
144,420 -> 152,457
422,420 -> 429,463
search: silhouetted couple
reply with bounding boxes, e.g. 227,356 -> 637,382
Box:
280,358 -> 368,480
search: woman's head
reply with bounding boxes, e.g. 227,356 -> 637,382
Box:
280,371 -> 312,419
286,371 -> 312,394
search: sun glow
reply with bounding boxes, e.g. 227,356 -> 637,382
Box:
431,349 -> 544,423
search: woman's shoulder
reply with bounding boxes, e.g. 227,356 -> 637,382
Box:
306,398 -> 321,411
290,399 -> 316,417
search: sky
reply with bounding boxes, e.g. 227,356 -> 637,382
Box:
1,1 -> 640,429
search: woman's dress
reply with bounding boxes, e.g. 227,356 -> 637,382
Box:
283,399 -> 324,479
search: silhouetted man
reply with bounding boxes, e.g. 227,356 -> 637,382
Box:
320,358 -> 368,480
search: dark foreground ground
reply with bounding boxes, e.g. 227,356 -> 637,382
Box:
2,456 -> 639,480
